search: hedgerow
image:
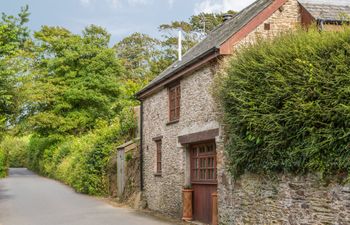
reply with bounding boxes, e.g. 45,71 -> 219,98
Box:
1,136 -> 30,168
26,106 -> 137,195
0,147 -> 8,178
27,120 -> 128,195
219,28 -> 350,178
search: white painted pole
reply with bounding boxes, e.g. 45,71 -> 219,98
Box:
178,30 -> 182,61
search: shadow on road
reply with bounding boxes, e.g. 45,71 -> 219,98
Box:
8,168 -> 35,177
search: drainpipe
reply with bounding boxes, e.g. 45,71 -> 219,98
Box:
139,100 -> 144,191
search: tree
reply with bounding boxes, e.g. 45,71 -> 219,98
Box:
114,32 -> 172,110
22,25 -> 124,136
113,11 -> 237,95
159,11 -> 236,62
114,32 -> 162,80
0,5 -> 30,134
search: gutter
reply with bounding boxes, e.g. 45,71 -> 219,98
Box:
136,46 -> 220,99
317,18 -> 349,28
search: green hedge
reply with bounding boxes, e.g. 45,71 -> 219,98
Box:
219,28 -> 350,177
0,147 -> 8,178
1,136 -> 30,168
27,121 -> 124,195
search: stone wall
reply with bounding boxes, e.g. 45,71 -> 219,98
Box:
142,63 -> 221,218
107,142 -> 142,208
234,0 -> 301,50
218,173 -> 350,225
142,0 -> 307,222
217,0 -> 303,223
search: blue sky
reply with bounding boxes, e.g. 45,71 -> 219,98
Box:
1,0 -> 255,45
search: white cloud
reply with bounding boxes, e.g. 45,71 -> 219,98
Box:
128,0 -> 153,6
194,0 -> 256,14
168,0 -> 175,8
79,0 -> 92,6
79,0 -> 151,8
106,0 -> 122,8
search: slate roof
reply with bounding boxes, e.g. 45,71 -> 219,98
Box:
137,0 -> 350,97
299,0 -> 350,21
136,0 -> 275,96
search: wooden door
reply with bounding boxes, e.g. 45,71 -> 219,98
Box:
190,142 -> 217,224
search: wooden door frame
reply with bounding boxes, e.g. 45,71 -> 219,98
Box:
189,140 -> 218,224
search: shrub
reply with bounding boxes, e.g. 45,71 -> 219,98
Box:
219,28 -> 350,177
27,134 -> 63,173
0,136 -> 30,168
0,147 -> 8,178
27,121 -> 124,195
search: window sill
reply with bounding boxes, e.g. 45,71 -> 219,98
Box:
154,173 -> 162,177
166,120 -> 179,126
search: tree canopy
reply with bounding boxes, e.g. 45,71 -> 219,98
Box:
0,5 -> 30,134
22,25 -> 124,136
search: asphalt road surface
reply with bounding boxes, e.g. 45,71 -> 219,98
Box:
0,168 -> 173,225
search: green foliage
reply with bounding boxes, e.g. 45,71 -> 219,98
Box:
114,32 -> 162,80
158,10 -> 236,62
27,134 -> 63,173
0,5 -> 30,133
114,11 -> 236,90
22,25 -> 123,136
219,28 -> 350,178
0,147 -> 8,178
125,153 -> 133,162
0,135 -> 30,167
27,122 -> 125,195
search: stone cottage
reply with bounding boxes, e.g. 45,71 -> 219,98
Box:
136,0 -> 350,224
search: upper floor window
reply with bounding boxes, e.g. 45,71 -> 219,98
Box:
168,83 -> 181,122
169,83 -> 181,122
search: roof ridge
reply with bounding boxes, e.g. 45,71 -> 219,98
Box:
136,0 -> 275,97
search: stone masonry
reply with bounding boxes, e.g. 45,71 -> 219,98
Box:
234,0 -> 301,50
218,173 -> 350,225
218,0 -> 302,223
142,63 -> 220,217
140,0 -> 350,224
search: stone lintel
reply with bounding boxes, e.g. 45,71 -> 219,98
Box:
178,128 -> 219,145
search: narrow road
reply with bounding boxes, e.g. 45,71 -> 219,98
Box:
0,168 -> 173,225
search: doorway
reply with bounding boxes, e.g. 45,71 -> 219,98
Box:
190,141 -> 217,224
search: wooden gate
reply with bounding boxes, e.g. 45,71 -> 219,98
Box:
117,148 -> 125,197
190,142 -> 217,224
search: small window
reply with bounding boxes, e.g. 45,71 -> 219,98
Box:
191,142 -> 217,183
264,23 -> 271,31
156,140 -> 162,174
168,83 -> 181,122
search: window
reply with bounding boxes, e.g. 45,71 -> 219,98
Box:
168,83 -> 181,122
264,23 -> 271,31
156,140 -> 162,174
190,142 -> 217,183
